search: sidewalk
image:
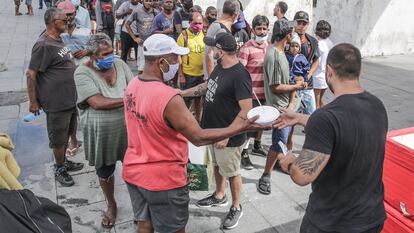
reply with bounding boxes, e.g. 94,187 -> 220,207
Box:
1,1 -> 414,232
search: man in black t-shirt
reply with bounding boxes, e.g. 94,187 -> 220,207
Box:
275,43 -> 387,233
26,8 -> 84,187
196,32 -> 252,230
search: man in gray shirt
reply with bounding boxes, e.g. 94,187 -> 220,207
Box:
116,0 -> 140,62
26,8 -> 84,187
125,0 -> 158,72
257,20 -> 305,195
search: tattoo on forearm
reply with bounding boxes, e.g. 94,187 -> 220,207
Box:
194,85 -> 207,97
294,149 -> 328,176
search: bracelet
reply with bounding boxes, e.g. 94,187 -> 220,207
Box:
237,115 -> 247,120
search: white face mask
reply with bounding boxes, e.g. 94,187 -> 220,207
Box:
160,59 -> 179,82
255,35 -> 268,44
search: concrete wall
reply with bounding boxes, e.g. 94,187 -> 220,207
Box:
313,0 -> 414,57
195,0 -> 312,28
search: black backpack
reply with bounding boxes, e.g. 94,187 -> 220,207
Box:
0,189 -> 72,233
100,0 -> 115,29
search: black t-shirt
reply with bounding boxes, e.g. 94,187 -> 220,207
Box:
29,33 -> 77,112
303,91 -> 388,232
201,63 -> 252,147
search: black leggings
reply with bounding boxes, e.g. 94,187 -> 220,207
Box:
96,164 -> 116,179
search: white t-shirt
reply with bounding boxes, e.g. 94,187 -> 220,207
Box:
314,38 -> 334,78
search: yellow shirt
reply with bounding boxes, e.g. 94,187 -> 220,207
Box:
177,29 -> 205,77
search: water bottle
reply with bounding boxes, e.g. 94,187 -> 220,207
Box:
23,109 -> 44,122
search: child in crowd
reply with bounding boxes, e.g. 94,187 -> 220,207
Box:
286,32 -> 310,110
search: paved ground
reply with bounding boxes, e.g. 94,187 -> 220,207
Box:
1,2 -> 414,233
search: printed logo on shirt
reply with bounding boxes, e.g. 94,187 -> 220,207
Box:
58,46 -> 70,58
205,76 -> 218,102
125,92 -> 148,127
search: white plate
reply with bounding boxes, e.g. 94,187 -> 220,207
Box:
247,106 -> 280,125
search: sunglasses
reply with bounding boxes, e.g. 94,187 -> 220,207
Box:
54,18 -> 69,23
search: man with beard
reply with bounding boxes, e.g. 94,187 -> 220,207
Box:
26,8 -> 84,187
275,43 -> 387,233
173,0 -> 193,34
116,0 -> 141,62
205,6 -> 217,25
151,0 -> 177,39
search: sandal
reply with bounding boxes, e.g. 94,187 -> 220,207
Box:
257,175 -> 271,195
66,142 -> 82,157
101,209 -> 116,229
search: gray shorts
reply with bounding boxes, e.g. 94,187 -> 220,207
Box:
126,182 -> 189,232
46,107 -> 77,149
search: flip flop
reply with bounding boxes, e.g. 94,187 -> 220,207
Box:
257,176 -> 271,195
66,142 -> 82,157
101,212 -> 115,229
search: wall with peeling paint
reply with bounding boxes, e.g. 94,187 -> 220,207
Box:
314,0 -> 414,56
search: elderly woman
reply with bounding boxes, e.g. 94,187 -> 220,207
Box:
74,33 -> 133,229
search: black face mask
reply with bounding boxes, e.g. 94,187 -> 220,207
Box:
207,17 -> 215,25
213,52 -> 223,65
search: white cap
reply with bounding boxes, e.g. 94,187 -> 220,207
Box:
291,32 -> 301,46
143,34 -> 190,56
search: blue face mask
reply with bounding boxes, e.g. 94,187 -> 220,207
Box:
95,54 -> 114,70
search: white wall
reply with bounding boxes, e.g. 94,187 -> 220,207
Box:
195,0 -> 312,28
314,0 -> 414,57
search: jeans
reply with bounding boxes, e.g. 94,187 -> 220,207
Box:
298,89 -> 316,115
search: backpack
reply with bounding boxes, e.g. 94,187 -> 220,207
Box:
0,189 -> 72,233
100,0 -> 115,29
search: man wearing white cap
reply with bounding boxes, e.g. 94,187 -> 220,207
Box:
122,33 -> 265,233
71,0 -> 91,29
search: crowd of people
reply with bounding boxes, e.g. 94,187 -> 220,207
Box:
25,0 -> 389,232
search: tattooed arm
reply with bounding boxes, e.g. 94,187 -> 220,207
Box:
279,149 -> 330,186
178,81 -> 208,97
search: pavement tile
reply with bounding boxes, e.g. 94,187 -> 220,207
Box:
0,105 -> 20,120
66,201 -> 116,233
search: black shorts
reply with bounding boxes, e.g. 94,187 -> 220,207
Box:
300,215 -> 384,233
126,182 -> 189,232
46,107 -> 77,149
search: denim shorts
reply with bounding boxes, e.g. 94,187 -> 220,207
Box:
297,89 -> 316,115
270,126 -> 292,153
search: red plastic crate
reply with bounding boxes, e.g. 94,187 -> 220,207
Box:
383,128 -> 414,220
383,201 -> 414,233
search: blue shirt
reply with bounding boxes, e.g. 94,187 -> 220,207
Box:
151,11 -> 177,39
286,52 -> 310,84
76,6 -> 91,29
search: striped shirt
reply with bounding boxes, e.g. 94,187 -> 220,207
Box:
238,39 -> 268,100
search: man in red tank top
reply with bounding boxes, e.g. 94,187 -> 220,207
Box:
123,33 -> 268,233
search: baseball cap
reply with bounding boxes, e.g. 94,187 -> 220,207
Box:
204,32 -> 238,52
57,1 -> 76,14
294,11 -> 309,23
143,34 -> 189,56
71,0 -> 81,7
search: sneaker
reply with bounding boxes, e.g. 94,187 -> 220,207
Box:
251,144 -> 267,157
64,159 -> 84,172
241,151 -> 254,170
223,205 -> 244,229
196,192 -> 228,208
55,166 -> 75,187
